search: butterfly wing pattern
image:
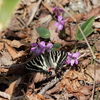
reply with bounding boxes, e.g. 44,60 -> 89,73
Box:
25,51 -> 67,74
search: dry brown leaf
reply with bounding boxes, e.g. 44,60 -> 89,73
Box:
0,68 -> 8,73
60,70 -> 86,93
29,94 -> 48,100
95,40 -> 100,52
5,43 -> 26,59
92,0 -> 100,8
33,73 -> 46,83
84,0 -> 92,12
11,40 -> 30,48
0,42 -> 4,50
59,0 -> 69,6
48,20 -> 67,46
61,78 -> 82,93
83,6 -> 100,20
65,70 -> 85,80
27,94 -> 39,100
30,26 -> 40,43
14,32 -> 27,39
42,1 -> 53,14
39,15 -> 52,25
66,13 -> 85,22
26,83 -> 35,96
93,21 -> 100,28
46,82 -> 60,94
37,94 -> 48,100
5,78 -> 21,95
7,16 -> 23,31
0,51 -> 15,66
65,24 -> 77,40
73,86 -> 91,100
79,86 -> 91,95
5,43 -> 19,59
1,39 -> 12,45
69,24 -> 77,40
79,96 -> 89,100
95,52 -> 100,59
85,64 -> 100,84
0,91 -> 10,100
80,59 -> 90,68
11,95 -> 31,100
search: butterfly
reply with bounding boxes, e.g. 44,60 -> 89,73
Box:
25,51 -> 67,75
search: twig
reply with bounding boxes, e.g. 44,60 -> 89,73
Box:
26,0 -> 42,27
39,77 -> 60,95
53,0 -> 96,59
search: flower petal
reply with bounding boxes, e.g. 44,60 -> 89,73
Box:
60,20 -> 65,25
40,41 -> 45,47
47,43 -> 53,49
31,43 -> 37,46
41,48 -> 45,53
75,59 -> 78,64
36,48 -> 41,55
58,15 -> 62,22
30,47 -> 36,52
59,8 -> 64,12
39,41 -> 46,49
67,52 -> 72,56
55,22 -> 60,27
52,7 -> 57,12
57,24 -> 63,30
70,59 -> 75,66
66,59 -> 71,64
72,52 -> 80,58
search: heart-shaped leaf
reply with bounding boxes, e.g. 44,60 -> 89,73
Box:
36,28 -> 50,39
52,43 -> 61,51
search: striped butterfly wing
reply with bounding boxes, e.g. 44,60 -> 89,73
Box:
48,51 -> 67,69
25,51 -> 67,73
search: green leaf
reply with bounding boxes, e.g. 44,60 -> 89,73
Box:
36,28 -> 50,39
52,43 -> 61,51
0,0 -> 19,31
76,29 -> 94,40
76,16 -> 95,40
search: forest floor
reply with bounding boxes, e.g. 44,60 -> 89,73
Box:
0,0 -> 100,100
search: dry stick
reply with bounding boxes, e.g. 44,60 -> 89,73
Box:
39,78 -> 60,95
53,0 -> 96,59
26,0 -> 42,27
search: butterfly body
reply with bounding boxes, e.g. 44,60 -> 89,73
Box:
25,51 -> 67,75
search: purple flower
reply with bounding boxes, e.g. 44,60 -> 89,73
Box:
55,15 -> 68,31
31,41 -> 45,55
53,7 -> 64,16
45,42 -> 53,52
65,52 -> 80,66
30,41 -> 53,55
